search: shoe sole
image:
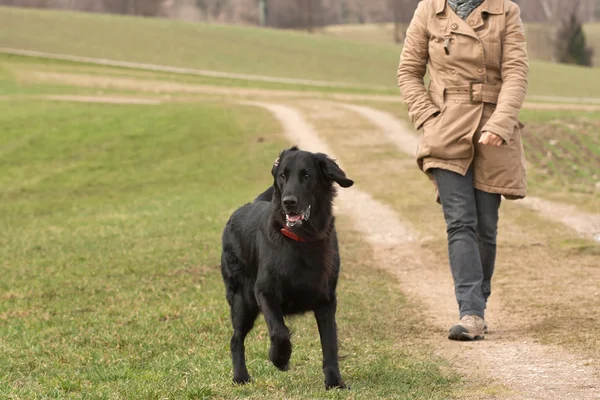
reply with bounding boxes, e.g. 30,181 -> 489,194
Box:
448,331 -> 485,341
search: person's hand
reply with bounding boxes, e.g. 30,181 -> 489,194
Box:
423,111 -> 440,128
479,132 -> 504,147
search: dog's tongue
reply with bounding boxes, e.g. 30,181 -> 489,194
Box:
287,214 -> 302,222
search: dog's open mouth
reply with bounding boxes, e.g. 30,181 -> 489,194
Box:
285,205 -> 311,227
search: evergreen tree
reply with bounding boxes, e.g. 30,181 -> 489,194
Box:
554,13 -> 594,66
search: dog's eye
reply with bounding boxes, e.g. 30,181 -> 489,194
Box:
304,174 -> 310,180
279,173 -> 286,179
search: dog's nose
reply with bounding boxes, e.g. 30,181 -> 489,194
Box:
282,195 -> 298,209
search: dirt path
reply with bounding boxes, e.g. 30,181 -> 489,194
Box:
518,197 -> 600,240
335,103 -> 600,241
43,95 -> 162,105
245,100 -> 600,400
528,95 -> 600,105
18,71 -> 374,101
522,102 -> 600,111
13,68 -> 600,111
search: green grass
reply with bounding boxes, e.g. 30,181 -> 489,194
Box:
324,22 -> 600,67
323,23 -> 402,46
4,6 -> 600,98
518,109 -> 600,212
525,61 -> 600,99
0,53 -> 398,97
0,99 -> 458,398
0,6 -> 400,89
0,53 -> 144,97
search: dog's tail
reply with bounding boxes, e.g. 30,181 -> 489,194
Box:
254,186 -> 274,203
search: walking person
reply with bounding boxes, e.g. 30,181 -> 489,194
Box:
397,0 -> 529,340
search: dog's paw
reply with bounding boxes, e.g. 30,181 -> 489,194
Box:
269,335 -> 292,371
325,380 -> 348,390
233,373 -> 252,385
324,368 -> 348,390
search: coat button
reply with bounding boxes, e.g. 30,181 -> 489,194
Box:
454,100 -> 460,104
477,68 -> 483,73
451,23 -> 458,29
469,20 -> 474,26
451,69 -> 457,74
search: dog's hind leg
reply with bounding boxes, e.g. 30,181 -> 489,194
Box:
222,248 -> 259,385
229,291 -> 259,384
314,299 -> 347,390
255,291 -> 292,371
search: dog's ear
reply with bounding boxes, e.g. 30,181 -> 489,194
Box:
271,146 -> 300,178
314,153 -> 354,188
271,150 -> 285,178
271,155 -> 281,178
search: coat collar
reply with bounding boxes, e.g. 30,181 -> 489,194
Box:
435,0 -> 505,15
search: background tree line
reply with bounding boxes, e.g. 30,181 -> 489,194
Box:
2,0 -> 598,26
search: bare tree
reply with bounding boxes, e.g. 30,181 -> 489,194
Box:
392,0 -> 401,43
258,0 -> 267,26
517,0 -> 596,23
539,0 -> 558,21
385,0 -> 419,43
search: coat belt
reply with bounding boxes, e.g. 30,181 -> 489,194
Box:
444,83 -> 501,104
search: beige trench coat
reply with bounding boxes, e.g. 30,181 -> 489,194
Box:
397,0 -> 529,200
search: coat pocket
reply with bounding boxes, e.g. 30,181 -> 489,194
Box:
423,103 -> 482,160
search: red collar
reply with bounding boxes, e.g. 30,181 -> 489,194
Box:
280,226 -> 308,242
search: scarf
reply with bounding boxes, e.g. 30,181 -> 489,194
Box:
448,0 -> 485,20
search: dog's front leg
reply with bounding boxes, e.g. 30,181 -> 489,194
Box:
314,298 -> 347,389
255,290 -> 292,371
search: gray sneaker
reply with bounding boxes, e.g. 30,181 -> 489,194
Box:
448,315 -> 485,341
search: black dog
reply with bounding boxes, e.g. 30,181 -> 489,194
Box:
220,146 -> 354,389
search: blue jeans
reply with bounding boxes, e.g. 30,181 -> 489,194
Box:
432,167 -> 501,319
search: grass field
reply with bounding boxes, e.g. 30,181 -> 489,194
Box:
324,22 -> 600,67
0,53 -> 397,96
0,98 -> 459,398
0,6 -> 399,89
3,49 -> 598,214
3,6 -> 600,98
519,109 -> 600,210
1,6 -> 600,398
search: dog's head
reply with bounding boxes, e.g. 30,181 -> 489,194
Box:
271,146 -> 353,228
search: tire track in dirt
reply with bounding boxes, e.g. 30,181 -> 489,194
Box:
245,100 -> 600,400
42,95 -> 162,105
336,103 -> 600,241
13,68 -> 600,111
17,71 -> 391,102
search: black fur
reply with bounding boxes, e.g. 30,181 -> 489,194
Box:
220,146 -> 354,389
